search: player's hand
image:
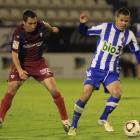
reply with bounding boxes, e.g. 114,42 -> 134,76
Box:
52,27 -> 59,33
19,70 -> 29,80
80,13 -> 88,23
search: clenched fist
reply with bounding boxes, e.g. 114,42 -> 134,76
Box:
80,13 -> 88,23
52,27 -> 59,33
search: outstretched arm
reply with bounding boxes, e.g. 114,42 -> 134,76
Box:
78,13 -> 103,35
78,13 -> 88,35
45,23 -> 59,33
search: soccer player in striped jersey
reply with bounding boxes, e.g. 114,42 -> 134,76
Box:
0,10 -> 70,132
68,7 -> 140,135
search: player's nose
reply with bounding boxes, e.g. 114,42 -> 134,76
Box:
31,24 -> 36,28
122,21 -> 126,25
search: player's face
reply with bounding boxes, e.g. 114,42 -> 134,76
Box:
23,17 -> 37,32
115,14 -> 130,31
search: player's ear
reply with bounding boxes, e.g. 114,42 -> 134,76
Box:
22,20 -> 25,25
115,16 -> 117,22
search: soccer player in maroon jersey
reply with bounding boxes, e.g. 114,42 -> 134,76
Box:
0,10 -> 70,132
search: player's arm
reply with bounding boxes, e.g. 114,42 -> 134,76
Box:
12,51 -> 28,80
11,30 -> 28,80
78,13 -> 103,35
45,22 -> 59,33
78,13 -> 88,35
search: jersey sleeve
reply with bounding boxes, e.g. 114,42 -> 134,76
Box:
129,31 -> 140,54
78,23 -> 103,36
11,29 -> 20,53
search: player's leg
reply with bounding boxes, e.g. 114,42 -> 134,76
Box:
68,84 -> 95,135
100,81 -> 122,120
0,63 -> 25,128
0,80 -> 24,128
98,80 -> 122,132
40,77 -> 70,132
31,58 -> 70,132
68,68 -> 103,135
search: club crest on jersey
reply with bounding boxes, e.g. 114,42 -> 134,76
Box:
102,41 -> 123,55
121,37 -> 125,42
11,75 -> 15,79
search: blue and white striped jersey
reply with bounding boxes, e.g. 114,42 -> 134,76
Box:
79,22 -> 140,73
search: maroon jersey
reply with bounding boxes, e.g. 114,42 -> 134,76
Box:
11,21 -> 46,62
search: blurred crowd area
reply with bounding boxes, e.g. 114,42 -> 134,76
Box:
0,0 -> 140,26
0,0 -> 140,53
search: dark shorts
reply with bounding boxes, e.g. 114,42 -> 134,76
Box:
84,68 -> 120,93
8,57 -> 54,82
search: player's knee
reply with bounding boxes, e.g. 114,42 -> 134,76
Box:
49,87 -> 58,95
112,89 -> 122,98
7,86 -> 18,95
80,92 -> 90,102
8,82 -> 21,93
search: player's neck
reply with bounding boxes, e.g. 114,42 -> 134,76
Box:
114,22 -> 124,32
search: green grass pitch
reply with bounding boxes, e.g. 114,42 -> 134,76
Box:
0,78 -> 140,140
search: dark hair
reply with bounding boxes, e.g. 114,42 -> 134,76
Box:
23,10 -> 37,22
117,7 -> 130,17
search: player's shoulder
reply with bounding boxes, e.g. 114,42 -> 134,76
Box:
14,24 -> 24,37
103,22 -> 113,25
101,22 -> 113,27
126,28 -> 135,36
87,23 -> 103,30
37,20 -> 45,26
124,28 -> 137,40
16,24 -> 24,31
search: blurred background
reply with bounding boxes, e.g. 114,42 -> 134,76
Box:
0,0 -> 140,78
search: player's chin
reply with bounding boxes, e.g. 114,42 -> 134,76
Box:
31,29 -> 35,32
121,27 -> 125,30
